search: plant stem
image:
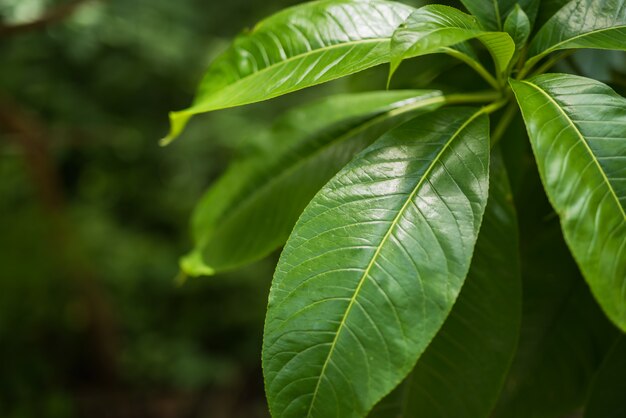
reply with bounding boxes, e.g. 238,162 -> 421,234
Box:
529,50 -> 574,78
517,50 -> 573,80
481,99 -> 508,115
444,91 -> 501,105
442,48 -> 501,90
491,102 -> 519,147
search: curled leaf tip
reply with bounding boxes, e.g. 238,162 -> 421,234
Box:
180,250 -> 216,277
160,110 -> 192,146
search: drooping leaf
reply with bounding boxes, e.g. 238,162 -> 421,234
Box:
390,5 -> 514,77
510,73 -> 626,331
368,149 -> 521,418
459,0 -> 538,31
504,4 -> 531,51
181,90 -> 444,276
492,168 -> 618,418
262,107 -> 490,418
527,0 -> 626,69
162,0 -> 414,144
584,336 -> 626,418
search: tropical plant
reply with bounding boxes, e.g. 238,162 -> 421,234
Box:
164,0 -> 626,416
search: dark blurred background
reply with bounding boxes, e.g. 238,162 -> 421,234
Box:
0,0 -> 324,417
1,1 -> 625,417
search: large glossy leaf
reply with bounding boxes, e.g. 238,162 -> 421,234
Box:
460,0 -> 538,30
510,73 -> 626,332
390,5 -> 514,77
527,0 -> 626,68
262,107 -> 490,418
162,0 -> 414,144
368,150 -> 521,418
584,336 -> 626,418
181,90 -> 444,276
492,168 -> 618,418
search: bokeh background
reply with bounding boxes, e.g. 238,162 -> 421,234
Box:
1,1 -> 625,417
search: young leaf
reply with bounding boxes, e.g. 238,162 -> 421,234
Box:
368,150 -> 521,418
504,4 -> 531,51
526,0 -> 626,68
181,90 -> 444,276
585,336 -> 626,418
162,0 -> 414,144
390,5 -> 514,78
460,0 -> 538,31
262,107 -> 490,418
510,73 -> 626,331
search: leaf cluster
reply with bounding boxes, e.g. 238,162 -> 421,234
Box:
165,0 -> 626,416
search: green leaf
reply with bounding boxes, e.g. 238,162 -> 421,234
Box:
182,90 -> 444,276
162,0 -> 414,144
390,5 -> 514,78
368,150 -> 521,418
460,0 -> 538,30
510,74 -> 626,332
262,107 -> 490,418
491,164 -> 619,418
527,0 -> 626,69
585,336 -> 626,418
504,4 -> 531,51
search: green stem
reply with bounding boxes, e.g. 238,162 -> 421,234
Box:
481,98 -> 508,115
529,50 -> 574,78
442,48 -> 501,90
517,50 -> 573,80
491,102 -> 518,147
444,91 -> 501,106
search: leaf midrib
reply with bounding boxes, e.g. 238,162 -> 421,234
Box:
200,94 -> 445,260
305,108 -> 484,417
519,79 -> 626,219
529,25 -> 626,61
186,38 -> 390,114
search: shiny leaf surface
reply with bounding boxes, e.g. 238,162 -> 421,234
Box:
182,90 -> 444,275
527,0 -> 626,68
162,0 -> 414,143
263,107 -> 490,418
368,150 -> 521,418
510,73 -> 626,330
390,5 -> 514,77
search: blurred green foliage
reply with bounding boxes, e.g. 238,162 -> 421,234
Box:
0,0 -> 317,416
1,0 -> 624,417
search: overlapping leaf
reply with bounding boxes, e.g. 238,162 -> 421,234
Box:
510,73 -> 626,331
460,0 -> 538,30
585,336 -> 626,418
162,0 -> 414,143
492,176 -> 618,418
368,150 -> 521,418
263,107 -> 490,418
527,0 -> 626,68
181,90 -> 444,275
390,5 -> 514,77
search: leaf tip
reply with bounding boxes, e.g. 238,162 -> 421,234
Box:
180,250 -> 216,277
160,110 -> 192,146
